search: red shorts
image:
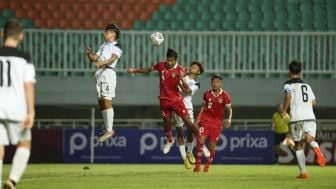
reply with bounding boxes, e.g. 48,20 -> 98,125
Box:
199,124 -> 222,143
160,99 -> 188,120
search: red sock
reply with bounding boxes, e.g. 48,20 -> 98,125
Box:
164,124 -> 173,143
196,144 -> 203,164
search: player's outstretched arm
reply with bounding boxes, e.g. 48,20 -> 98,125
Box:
86,47 -> 100,62
22,82 -> 35,129
127,67 -> 153,74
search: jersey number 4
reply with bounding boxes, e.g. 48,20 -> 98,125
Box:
301,85 -> 308,102
0,60 -> 11,87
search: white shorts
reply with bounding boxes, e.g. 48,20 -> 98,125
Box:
0,121 -> 32,145
95,68 -> 116,100
172,109 -> 194,127
290,121 -> 316,142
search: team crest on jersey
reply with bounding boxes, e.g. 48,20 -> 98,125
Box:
218,97 -> 223,103
171,72 -> 176,78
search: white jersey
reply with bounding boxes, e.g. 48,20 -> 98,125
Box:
96,41 -> 122,69
0,47 -> 36,122
283,78 -> 316,122
180,75 -> 200,110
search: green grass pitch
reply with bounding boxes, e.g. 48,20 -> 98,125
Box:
2,164 -> 335,189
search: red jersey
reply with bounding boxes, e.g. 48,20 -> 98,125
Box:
152,61 -> 186,101
200,89 -> 231,128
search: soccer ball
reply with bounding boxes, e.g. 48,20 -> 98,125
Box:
149,32 -> 164,46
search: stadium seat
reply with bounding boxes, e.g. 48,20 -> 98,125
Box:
236,21 -> 249,31
183,21 -> 196,30
248,21 -> 262,31
1,9 -> 14,18
209,21 -> 221,31
21,18 -> 34,28
171,20 -> 183,30
222,21 -> 235,31
274,21 -> 288,31
133,20 -> 146,30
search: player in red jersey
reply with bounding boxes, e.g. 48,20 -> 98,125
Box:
194,74 -> 232,173
128,48 -> 210,159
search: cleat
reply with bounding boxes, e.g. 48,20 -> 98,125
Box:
3,180 -> 16,189
193,164 -> 201,172
314,148 -> 326,167
183,157 -> 192,169
187,151 -> 196,164
99,130 -> 115,142
296,173 -> 308,179
201,145 -> 210,158
204,163 -> 210,173
163,138 -> 174,154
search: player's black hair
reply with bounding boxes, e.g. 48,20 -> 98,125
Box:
211,74 -> 222,81
105,23 -> 120,39
289,60 -> 302,74
166,48 -> 178,59
3,19 -> 23,40
190,61 -> 204,75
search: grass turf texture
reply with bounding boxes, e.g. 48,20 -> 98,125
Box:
2,164 -> 335,189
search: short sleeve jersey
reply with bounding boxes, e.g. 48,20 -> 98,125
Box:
0,47 -> 36,121
152,62 -> 186,101
200,89 -> 231,128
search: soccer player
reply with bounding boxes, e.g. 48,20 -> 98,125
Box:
194,74 -> 232,173
171,61 -> 204,169
272,103 -> 291,162
0,20 -> 36,189
281,60 -> 325,179
128,48 -> 210,159
86,23 -> 122,142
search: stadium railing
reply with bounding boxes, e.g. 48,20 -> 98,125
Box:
12,30 -> 336,78
34,118 -> 336,131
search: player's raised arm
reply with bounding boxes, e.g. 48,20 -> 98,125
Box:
127,67 -> 154,74
86,46 -> 100,62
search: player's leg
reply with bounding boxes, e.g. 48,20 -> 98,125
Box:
204,127 -> 221,173
172,112 -> 191,169
194,126 -> 208,173
0,122 -> 9,187
5,122 -> 32,188
96,70 -> 116,142
303,121 -> 325,167
291,122 -> 308,179
186,110 -> 195,164
160,100 -> 174,154
172,100 -> 210,157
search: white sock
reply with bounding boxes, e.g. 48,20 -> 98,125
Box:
9,147 -> 30,183
179,145 -> 187,158
295,150 -> 306,174
309,141 -> 319,148
0,159 -> 3,185
187,142 -> 194,152
102,108 -> 114,132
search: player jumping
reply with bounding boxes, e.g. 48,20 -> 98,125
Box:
171,61 -> 204,169
281,60 -> 326,179
0,20 -> 36,189
194,74 -> 232,173
128,48 -> 210,159
86,23 -> 122,142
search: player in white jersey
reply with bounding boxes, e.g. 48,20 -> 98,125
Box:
168,61 -> 204,169
0,20 -> 36,189
86,24 -> 122,142
281,60 -> 325,179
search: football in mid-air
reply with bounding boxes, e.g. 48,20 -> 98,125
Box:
149,32 -> 164,46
